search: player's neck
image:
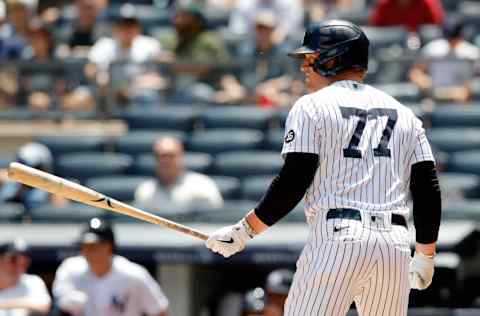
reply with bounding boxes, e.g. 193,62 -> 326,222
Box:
90,259 -> 113,278
328,70 -> 365,85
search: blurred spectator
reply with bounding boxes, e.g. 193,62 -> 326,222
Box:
5,0 -> 36,39
369,0 -> 444,32
56,0 -> 106,58
215,10 -> 293,106
159,3 -> 228,102
52,218 -> 169,316
161,3 -> 226,61
134,137 -> 223,213
409,15 -> 480,103
263,269 -> 293,316
0,1 -> 25,60
0,238 -> 51,315
241,287 -> 265,316
0,143 -> 67,210
228,0 -> 304,43
87,3 -> 166,107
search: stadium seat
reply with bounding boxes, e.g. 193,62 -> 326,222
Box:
453,308 -> 480,316
372,83 -> 422,103
0,202 -> 25,222
29,203 -> 105,222
187,129 -> 264,154
442,199 -> 480,220
264,129 -> 284,151
361,26 -> 408,52
85,176 -> 153,202
55,152 -> 133,182
212,151 -> 283,179
430,104 -> 480,128
199,106 -> 277,130
132,152 -> 214,175
406,308 -> 452,316
113,130 -> 187,156
121,106 -> 200,132
419,24 -> 443,46
241,176 -> 274,201
428,128 -> 480,153
211,176 -> 241,200
192,200 -> 257,222
37,135 -> 106,156
439,172 -> 480,200
448,151 -> 480,176
0,155 -> 13,168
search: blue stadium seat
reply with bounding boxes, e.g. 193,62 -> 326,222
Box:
241,176 -> 274,201
264,129 -> 284,152
430,104 -> 480,128
448,150 -> 480,176
85,176 -> 153,202
29,203 -> 105,222
406,308 -> 452,316
212,151 -> 282,179
187,129 -> 264,154
419,24 -> 443,46
361,26 -> 408,52
439,172 -> 480,200
442,199 -> 480,220
55,152 -> 133,183
121,106 -> 200,132
211,176 -> 241,200
453,308 -> 480,316
37,135 -> 105,156
132,152 -> 214,175
372,83 -> 422,103
192,200 -> 257,222
113,130 -> 187,156
0,202 -> 25,222
428,128 -> 480,153
200,106 -> 277,130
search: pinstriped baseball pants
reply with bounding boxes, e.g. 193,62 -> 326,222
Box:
284,211 -> 412,316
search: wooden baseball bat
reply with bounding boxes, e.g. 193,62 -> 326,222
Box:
7,162 -> 209,241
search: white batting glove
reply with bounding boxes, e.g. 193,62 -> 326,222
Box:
409,252 -> 435,290
206,219 -> 255,258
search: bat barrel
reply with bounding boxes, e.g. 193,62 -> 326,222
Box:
7,162 -> 209,241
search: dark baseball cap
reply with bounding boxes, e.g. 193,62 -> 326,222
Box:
78,218 -> 115,245
113,3 -> 139,25
0,238 -> 29,255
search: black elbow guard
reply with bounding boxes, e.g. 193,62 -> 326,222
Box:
410,161 -> 442,244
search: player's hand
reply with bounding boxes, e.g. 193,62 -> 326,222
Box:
205,219 -> 254,258
58,290 -> 87,315
409,251 -> 435,290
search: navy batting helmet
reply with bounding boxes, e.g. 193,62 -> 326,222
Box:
288,20 -> 369,77
79,217 -> 115,246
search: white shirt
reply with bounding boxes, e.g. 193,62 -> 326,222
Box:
421,38 -> 480,60
0,274 -> 51,316
134,171 -> 224,213
282,80 -> 434,220
89,35 -> 162,70
53,255 -> 169,316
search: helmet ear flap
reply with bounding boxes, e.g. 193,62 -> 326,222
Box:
313,56 -> 339,77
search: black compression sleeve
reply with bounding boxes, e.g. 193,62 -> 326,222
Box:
254,153 -> 319,226
410,161 -> 442,244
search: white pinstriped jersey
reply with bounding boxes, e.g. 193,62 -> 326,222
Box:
282,80 -> 435,220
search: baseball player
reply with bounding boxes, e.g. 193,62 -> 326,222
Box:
52,218 -> 169,316
205,20 -> 442,316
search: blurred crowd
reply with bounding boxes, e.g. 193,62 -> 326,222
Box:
2,0 -> 480,315
0,0 -> 477,112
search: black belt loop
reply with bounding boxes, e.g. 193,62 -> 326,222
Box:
327,208 -> 407,228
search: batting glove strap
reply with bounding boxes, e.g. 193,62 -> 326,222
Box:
240,218 -> 256,239
409,251 -> 435,290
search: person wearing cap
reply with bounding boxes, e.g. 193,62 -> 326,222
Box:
215,10 -> 294,106
409,14 -> 480,103
52,218 -> 169,316
241,287 -> 265,316
0,142 -> 67,210
0,238 -> 52,315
